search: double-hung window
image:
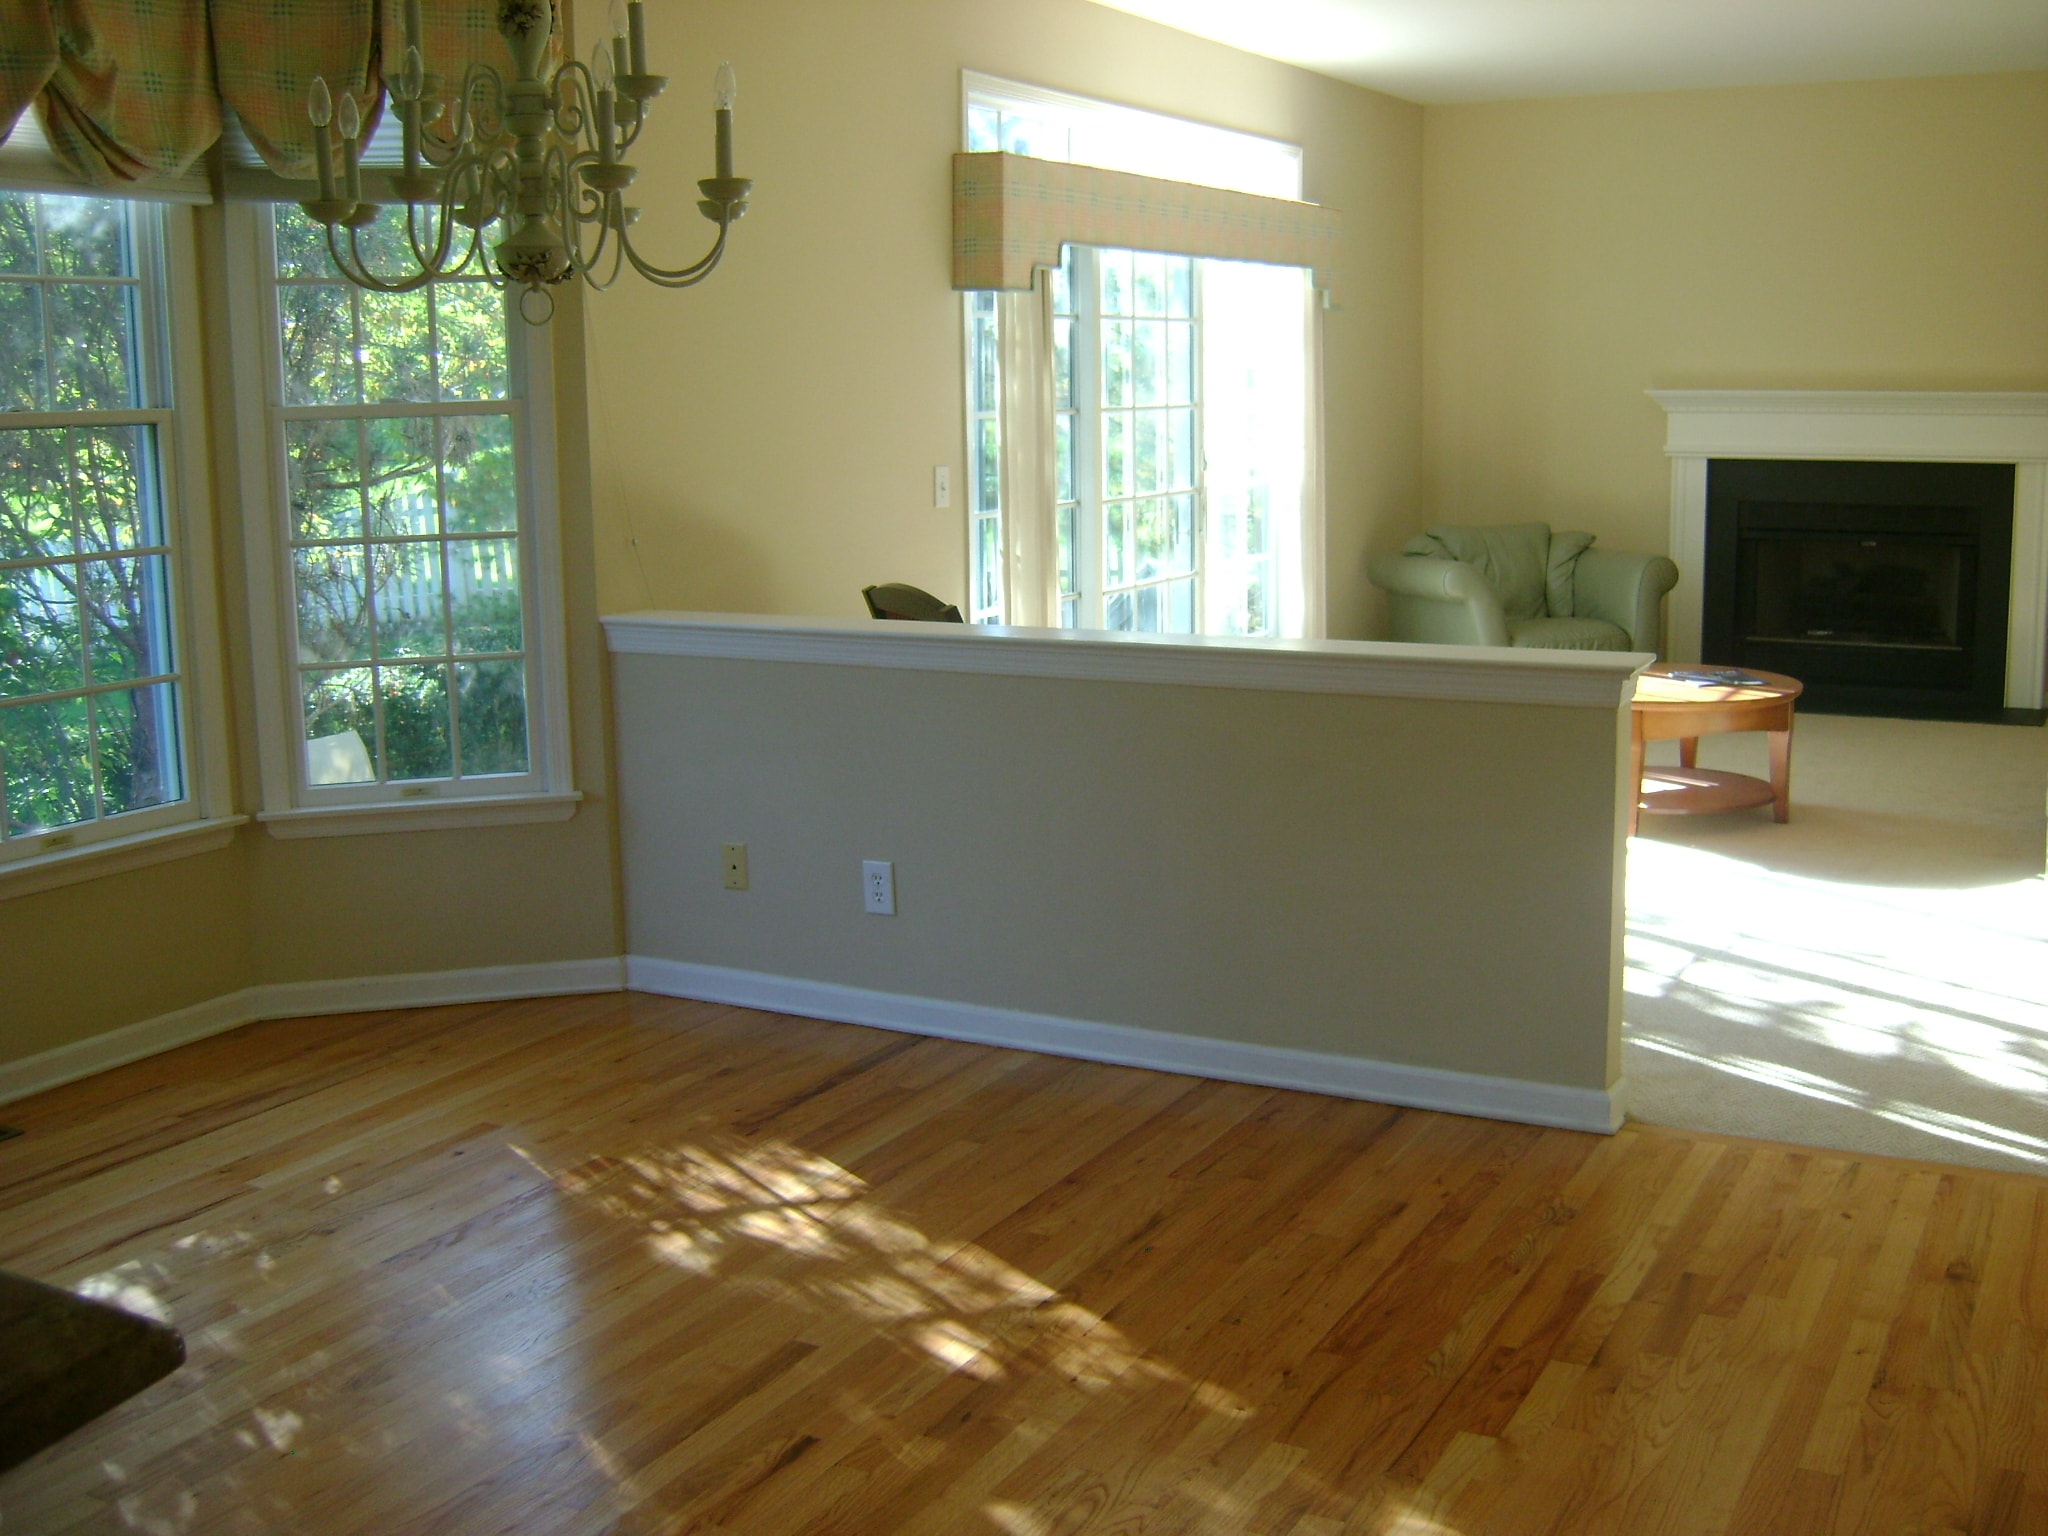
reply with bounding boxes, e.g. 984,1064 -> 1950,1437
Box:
232,203 -> 574,833
0,192 -> 224,877
963,77 -> 1319,639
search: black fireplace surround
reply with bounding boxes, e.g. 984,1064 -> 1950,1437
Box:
1702,459 -> 2015,720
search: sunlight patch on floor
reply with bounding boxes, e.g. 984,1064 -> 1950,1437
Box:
518,1134 -> 1247,1414
1625,828 -> 2048,1172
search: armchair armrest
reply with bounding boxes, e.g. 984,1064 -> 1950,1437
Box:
1367,552 -> 1510,647
1573,547 -> 1679,655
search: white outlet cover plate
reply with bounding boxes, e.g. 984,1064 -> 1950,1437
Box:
863,859 -> 896,915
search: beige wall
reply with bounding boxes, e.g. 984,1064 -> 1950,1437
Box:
573,0 -> 1424,640
1421,71 -> 2048,561
2,217 -> 623,1074
613,648 -> 1630,1092
235,283 -> 624,990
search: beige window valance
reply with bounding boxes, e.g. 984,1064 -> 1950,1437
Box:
952,151 -> 1341,297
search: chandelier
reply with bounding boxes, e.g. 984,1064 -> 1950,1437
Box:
301,0 -> 750,322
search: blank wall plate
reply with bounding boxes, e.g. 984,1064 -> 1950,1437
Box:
933,466 -> 951,508
862,860 -> 895,915
722,842 -> 749,891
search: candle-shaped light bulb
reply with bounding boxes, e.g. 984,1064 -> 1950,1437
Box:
593,47 -> 617,164
609,0 -> 628,38
610,26 -> 630,83
593,38 -> 615,91
336,92 -> 360,140
713,63 -> 736,180
307,76 -> 336,204
397,45 -> 424,103
627,0 -> 649,76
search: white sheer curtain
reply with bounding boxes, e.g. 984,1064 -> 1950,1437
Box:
994,278 -> 1059,628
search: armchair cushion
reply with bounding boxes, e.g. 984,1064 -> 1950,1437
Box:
1545,531 -> 1595,618
1506,616 -> 1632,651
1403,523 -> 1553,620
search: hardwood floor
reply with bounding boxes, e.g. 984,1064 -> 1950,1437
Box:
1,992 -> 2044,1535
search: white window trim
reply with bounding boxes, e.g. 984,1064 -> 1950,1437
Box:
0,202 -> 243,899
222,203 -> 578,838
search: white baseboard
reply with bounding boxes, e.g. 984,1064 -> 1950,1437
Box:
1,953 -> 1623,1136
625,956 -> 1626,1134
254,957 -> 626,1020
0,990 -> 261,1111
0,957 -> 627,1108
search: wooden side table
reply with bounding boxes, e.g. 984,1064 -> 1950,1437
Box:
1629,666 -> 1803,835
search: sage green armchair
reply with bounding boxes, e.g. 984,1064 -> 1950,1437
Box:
1368,522 -> 1678,654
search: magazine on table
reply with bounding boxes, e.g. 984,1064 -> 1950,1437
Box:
1663,667 -> 1770,687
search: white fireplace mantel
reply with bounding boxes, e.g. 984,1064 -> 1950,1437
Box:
1650,389 -> 2048,711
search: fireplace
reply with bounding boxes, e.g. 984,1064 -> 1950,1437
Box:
1650,391 -> 2048,721
1702,460 -> 2014,718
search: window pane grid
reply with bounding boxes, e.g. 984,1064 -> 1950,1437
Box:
1097,250 -> 1199,634
272,205 -> 530,793
1,191 -> 188,847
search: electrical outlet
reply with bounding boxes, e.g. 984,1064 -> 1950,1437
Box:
722,842 -> 749,890
933,466 -> 951,508
862,859 -> 895,915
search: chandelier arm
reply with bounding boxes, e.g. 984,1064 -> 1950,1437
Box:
404,193 -> 455,274
563,151 -> 606,228
323,224 -> 434,294
616,214 -> 733,289
548,60 -> 595,144
614,96 -> 650,157
419,65 -> 501,170
337,205 -> 474,294
561,188 -> 615,283
481,146 -> 521,230
464,64 -> 509,145
389,185 -> 468,282
578,204 -> 629,292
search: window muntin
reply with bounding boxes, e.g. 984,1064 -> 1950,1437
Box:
0,193 -> 190,853
1090,248 -> 1199,633
268,204 -> 533,795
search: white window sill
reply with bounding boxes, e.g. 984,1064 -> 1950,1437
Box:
256,791 -> 584,840
0,815 -> 248,901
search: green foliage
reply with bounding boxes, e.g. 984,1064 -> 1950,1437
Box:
0,193 -> 180,836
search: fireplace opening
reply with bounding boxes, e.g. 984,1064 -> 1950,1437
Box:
1703,461 -> 2014,719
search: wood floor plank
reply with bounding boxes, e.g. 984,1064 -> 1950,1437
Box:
2,996 -> 2046,1535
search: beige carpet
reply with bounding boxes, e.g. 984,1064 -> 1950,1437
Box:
1624,710 -> 2048,1176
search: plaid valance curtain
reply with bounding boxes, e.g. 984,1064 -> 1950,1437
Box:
952,151 -> 1344,299
0,0 -> 217,186
0,0 -> 527,192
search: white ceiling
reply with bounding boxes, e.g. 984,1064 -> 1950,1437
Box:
1086,0 -> 2048,104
